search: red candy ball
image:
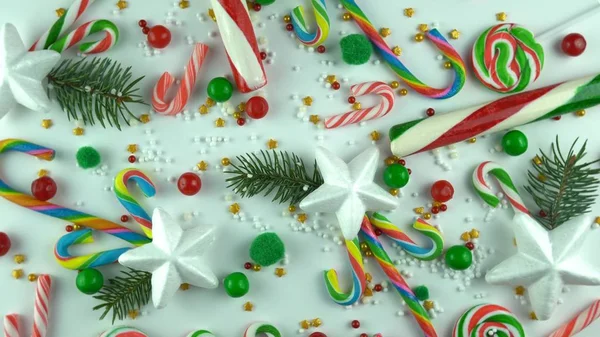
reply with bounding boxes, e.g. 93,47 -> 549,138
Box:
374,284 -> 383,292
31,176 -> 57,201
244,262 -> 253,270
561,33 -> 586,57
431,206 -> 440,214
128,155 -> 137,163
539,210 -> 547,217
260,51 -> 267,60
65,225 -> 74,232
285,24 -> 294,31
317,45 -> 326,53
245,96 -> 269,120
138,19 -> 147,27
426,107 -> 435,116
360,334 -> 368,337
332,81 -> 341,90
399,159 -> 406,166
431,180 -> 454,202
237,118 -> 246,126
0,232 -> 11,256
309,333 -> 327,337
465,242 -> 475,250
142,27 -> 150,35
348,96 -> 356,104
552,116 -> 562,121
252,3 -> 261,11
120,215 -> 129,222
374,228 -> 382,236
440,204 -> 448,212
351,320 -> 360,329
177,172 -> 202,196
147,25 -> 172,49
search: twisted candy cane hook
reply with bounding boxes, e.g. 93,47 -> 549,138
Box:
472,161 -> 530,215
114,168 -> 156,239
291,0 -> 330,47
323,237 -> 367,306
48,19 -> 119,54
152,43 -> 209,115
3,275 -> 52,337
548,299 -> 600,337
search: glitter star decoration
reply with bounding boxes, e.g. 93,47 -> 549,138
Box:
116,0 -> 128,10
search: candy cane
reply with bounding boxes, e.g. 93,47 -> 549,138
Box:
210,0 -> 267,93
48,19 -> 119,54
291,0 -> 330,46
152,43 -> 209,115
186,331 -> 216,337
323,237 -> 367,306
360,217 -> 437,337
548,300 -> 600,337
453,304 -> 526,337
114,168 -> 156,239
100,327 -> 148,337
473,161 -> 530,215
324,82 -> 395,129
340,0 -> 466,99
369,213 -> 444,261
3,275 -> 52,337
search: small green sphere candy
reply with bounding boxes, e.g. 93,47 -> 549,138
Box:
383,163 -> 410,188
502,130 -> 528,156
207,77 -> 234,103
76,146 -> 101,169
255,0 -> 276,4
76,268 -> 104,295
223,272 -> 250,298
445,245 -> 473,270
413,285 -> 430,301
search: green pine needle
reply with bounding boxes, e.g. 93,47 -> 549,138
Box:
225,150 -> 324,205
47,58 -> 146,130
524,136 -> 600,230
93,268 -> 152,323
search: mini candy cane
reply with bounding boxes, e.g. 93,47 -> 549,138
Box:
114,168 -> 156,239
324,82 -> 395,129
3,275 -> 52,337
291,0 -> 330,46
360,217 -> 437,337
369,213 -> 443,261
48,19 -> 119,54
323,238 -> 367,306
452,304 -> 526,337
473,161 -> 530,215
152,43 -> 209,115
100,327 -> 148,337
548,300 -> 600,337
244,323 -> 282,337
186,331 -> 216,337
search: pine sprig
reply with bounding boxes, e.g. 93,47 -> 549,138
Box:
524,137 -> 600,230
47,58 -> 146,130
93,268 -> 152,323
225,150 -> 324,205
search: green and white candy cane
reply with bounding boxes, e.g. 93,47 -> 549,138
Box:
186,331 -> 216,337
472,161 -> 530,215
243,322 -> 282,337
48,19 -> 119,54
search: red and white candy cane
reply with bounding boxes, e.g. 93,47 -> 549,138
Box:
324,81 -> 395,129
3,275 -> 52,337
472,161 -> 530,215
152,43 -> 209,115
548,300 -> 600,337
210,0 -> 267,93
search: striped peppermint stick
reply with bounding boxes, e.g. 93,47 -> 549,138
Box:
48,19 -> 119,54
3,275 -> 52,337
3,315 -> 19,337
473,161 -> 530,215
243,323 -> 282,337
210,0 -> 267,93
389,73 -> 600,157
324,82 -> 395,129
548,300 -> 600,337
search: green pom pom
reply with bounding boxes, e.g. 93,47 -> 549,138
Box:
413,285 -> 429,301
76,146 -> 101,169
249,232 -> 285,266
340,34 -> 373,65
255,0 -> 276,5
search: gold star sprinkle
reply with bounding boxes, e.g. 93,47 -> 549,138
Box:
352,102 -> 362,110
342,12 -> 352,21
515,286 -> 526,295
12,269 -> 23,279
365,272 -> 373,283
418,24 -> 429,32
389,188 -> 399,196
208,8 -> 216,21
140,114 -> 150,123
423,300 -> 434,310
14,254 -> 25,264
595,216 -> 600,225
229,203 -> 240,214
221,158 -> 231,166
243,302 -> 254,311
460,232 -> 471,242
529,312 -> 538,320
468,137 -> 477,143
116,0 -> 128,10
364,287 -> 373,297
196,161 -> 208,171
38,169 -> 48,177
533,155 -> 543,165
575,109 -> 586,117
275,268 -> 287,277
128,310 -> 139,319
283,15 -> 291,23
288,205 -> 296,213
414,207 -> 425,214
206,97 -> 216,107
300,320 -> 310,329
180,283 -> 190,290
399,88 -> 409,96
215,118 -> 226,127
127,144 -> 138,153
538,173 -> 547,182
178,0 -> 190,9
312,318 -> 322,327
199,105 -> 209,114
392,46 -> 402,56
414,33 -> 425,42
252,264 -> 261,272
237,102 -> 246,112
309,115 -> 321,125
56,8 -> 66,17
379,27 -> 391,37
443,61 -> 452,69
302,96 -> 313,106
326,75 -> 337,84
449,29 -> 460,40
469,229 -> 480,239
370,130 -> 381,141
496,12 -> 508,21
73,127 -> 84,136
267,139 -> 278,149
404,8 -> 415,17
297,213 -> 307,223
28,274 -> 38,282
390,81 -> 400,89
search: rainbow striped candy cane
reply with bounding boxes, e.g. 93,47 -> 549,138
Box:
323,237 -> 367,306
291,0 -> 330,47
48,19 -> 119,54
340,0 -> 466,99
369,212 -> 444,261
360,217 -> 438,337
114,168 -> 156,239
472,161 -> 530,215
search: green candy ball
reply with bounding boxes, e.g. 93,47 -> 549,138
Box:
76,268 -> 104,295
340,34 -> 373,65
207,77 -> 234,103
502,130 -> 528,156
223,272 -> 250,298
383,163 -> 410,188
76,146 -> 101,169
413,285 -> 430,301
445,245 -> 473,271
249,232 -> 285,266
255,0 -> 275,4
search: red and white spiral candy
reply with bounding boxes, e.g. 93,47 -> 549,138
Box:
3,315 -> 19,337
152,43 -> 209,115
210,0 -> 267,93
548,300 -> 600,337
324,81 -> 395,129
473,161 -> 530,215
3,275 -> 52,337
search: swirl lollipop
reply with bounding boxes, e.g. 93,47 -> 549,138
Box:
452,304 -> 526,337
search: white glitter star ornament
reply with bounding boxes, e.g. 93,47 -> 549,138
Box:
118,208 -> 218,309
300,147 -> 397,240
0,23 -> 60,118
486,213 -> 600,320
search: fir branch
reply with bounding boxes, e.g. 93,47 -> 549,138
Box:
225,150 -> 324,205
47,58 -> 146,130
524,136 -> 600,230
93,268 -> 152,323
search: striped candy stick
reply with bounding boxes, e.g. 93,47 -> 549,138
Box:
324,82 -> 395,129
100,327 -> 148,337
369,212 -> 444,261
243,323 -> 282,337
210,0 -> 267,93
114,168 -> 156,239
152,43 -> 209,115
3,275 -> 52,337
48,19 -> 119,54
360,217 -> 437,337
54,229 -> 132,269
323,237 -> 367,306
389,73 -> 600,157
3,315 -> 19,337
473,161 -> 530,215
548,300 -> 600,337
452,304 -> 526,337
340,0 -> 466,99
291,0 -> 330,46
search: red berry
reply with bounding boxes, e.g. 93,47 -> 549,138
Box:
539,210 -> 547,217
147,25 -> 171,49
317,45 -> 326,53
138,19 -> 147,27
351,320 -> 360,329
348,96 -> 356,104
0,232 -> 11,256
177,172 -> 202,196
260,51 -> 267,60
399,159 -> 406,166
237,118 -> 246,126
309,333 -> 327,337
285,24 -> 294,31
431,206 -> 440,214
360,334 -> 368,337
120,215 -> 129,222
244,262 -> 253,270
426,108 -> 435,116
374,228 -> 383,236
440,204 -> 448,212
332,81 -> 341,90
65,225 -> 74,232
374,284 -> 383,292
142,27 -> 150,35
128,155 -> 137,163
561,33 -> 586,57
31,176 -> 57,201
465,242 -> 475,250
245,96 -> 269,120
431,180 -> 454,202
407,168 -> 412,175
253,3 -> 261,11
552,116 -> 562,121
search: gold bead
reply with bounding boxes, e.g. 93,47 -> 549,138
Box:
469,229 -> 480,239
180,283 -> 190,290
274,268 -> 286,277
55,8 -> 66,17
208,9 -> 216,22
196,161 -> 208,171
423,300 -> 435,310
267,139 -> 278,149
390,81 -> 400,89
444,61 -> 453,69
229,203 -> 240,214
128,310 -> 139,319
41,119 -> 52,129
365,250 -> 373,257
389,188 -> 399,196
73,224 -> 82,231
379,27 -> 392,37
139,114 -> 150,123
300,320 -> 310,329
595,216 -> 600,225
237,102 -> 246,112
252,264 -> 262,271
414,33 -> 425,42
533,155 -> 543,165
365,272 -> 373,283
12,269 -> 23,279
433,201 -> 442,207
530,312 -> 538,320
288,205 -> 296,213
311,318 -> 323,327
449,29 -> 460,40
460,232 -> 471,242
414,207 -> 424,214
302,96 -> 313,106
418,24 -> 429,32
221,157 -> 231,166
28,274 -> 38,282
404,8 -> 415,17
467,137 -> 477,143
575,109 -> 586,117
116,0 -> 128,10
206,97 -> 216,107
309,115 -> 321,125
342,12 -> 352,21
515,285 -> 526,295
496,12 -> 508,22
233,112 -> 241,119
14,254 -> 26,264
37,169 -> 48,177
215,118 -> 225,127
399,88 -> 408,96
392,46 -> 402,56
423,213 -> 432,220
72,127 -> 84,136
538,173 -> 547,182
243,301 -> 254,311
384,158 -> 396,166
326,75 -> 337,84
360,242 -> 368,250
370,130 -> 381,141
198,105 -> 209,114
178,0 -> 190,9
283,15 -> 291,23
297,213 -> 307,223
364,287 -> 373,297
352,102 -> 362,110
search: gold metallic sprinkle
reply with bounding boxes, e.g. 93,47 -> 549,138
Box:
496,12 -> 508,21
297,213 -> 307,223
116,0 -> 128,10
196,161 -> 208,171
404,8 -> 415,17
229,203 -> 240,214
449,29 -> 460,40
379,28 -> 391,37
14,254 -> 25,264
302,96 -> 313,106
267,139 -> 278,149
139,114 -> 150,123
